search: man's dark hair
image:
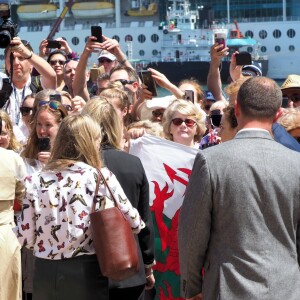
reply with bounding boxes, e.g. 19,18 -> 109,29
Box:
109,65 -> 139,83
237,77 -> 282,120
0,114 -> 2,134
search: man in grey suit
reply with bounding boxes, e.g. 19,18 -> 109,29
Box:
178,77 -> 300,300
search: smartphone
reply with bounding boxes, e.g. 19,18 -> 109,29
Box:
214,32 -> 227,51
38,137 -> 51,152
49,94 -> 62,102
46,40 -> 61,49
184,90 -> 194,103
91,26 -> 103,43
236,52 -> 252,65
139,71 -> 157,97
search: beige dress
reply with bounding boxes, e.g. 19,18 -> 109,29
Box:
0,148 -> 26,300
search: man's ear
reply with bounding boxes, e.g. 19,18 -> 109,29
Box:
234,99 -> 240,118
132,81 -> 139,92
273,107 -> 283,123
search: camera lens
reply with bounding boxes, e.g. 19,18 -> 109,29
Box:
0,30 -> 11,48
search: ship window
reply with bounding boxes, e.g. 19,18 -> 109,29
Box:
0,54 -> 3,60
138,34 -> 146,43
151,34 -> 159,43
259,30 -> 267,39
125,35 -> 133,42
289,45 -> 295,52
72,37 -> 79,46
152,49 -> 158,56
112,35 -> 120,42
273,30 -> 281,38
261,46 -> 267,53
139,50 -> 145,56
287,29 -> 295,38
247,47 -> 253,53
245,30 -> 253,38
275,45 -> 281,52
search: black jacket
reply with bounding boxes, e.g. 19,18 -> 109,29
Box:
101,144 -> 155,288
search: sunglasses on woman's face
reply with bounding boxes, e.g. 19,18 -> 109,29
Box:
49,60 -> 66,66
20,106 -> 33,116
171,118 -> 196,128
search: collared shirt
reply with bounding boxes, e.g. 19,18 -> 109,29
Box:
3,76 -> 32,126
17,162 -> 145,260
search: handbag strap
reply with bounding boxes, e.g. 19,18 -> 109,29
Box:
91,168 -> 121,214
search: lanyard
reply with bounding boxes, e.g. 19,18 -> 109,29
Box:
13,86 -> 26,126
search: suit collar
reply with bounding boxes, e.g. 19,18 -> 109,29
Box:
235,129 -> 274,141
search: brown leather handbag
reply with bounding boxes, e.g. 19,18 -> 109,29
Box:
90,168 -> 140,281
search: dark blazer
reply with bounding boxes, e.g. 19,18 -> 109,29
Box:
101,144 -> 155,289
179,130 -> 300,299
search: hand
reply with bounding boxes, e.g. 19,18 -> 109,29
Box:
230,51 -> 243,81
55,37 -> 72,55
100,35 -> 121,56
145,273 -> 155,290
126,127 -> 146,140
148,68 -> 172,89
210,43 -> 229,66
39,39 -> 50,57
140,83 -> 153,100
37,151 -> 51,165
71,95 -> 86,114
187,293 -> 202,300
10,37 -> 32,59
83,36 -> 102,55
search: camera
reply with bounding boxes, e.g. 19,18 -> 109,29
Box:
0,1 -> 18,48
0,77 -> 12,108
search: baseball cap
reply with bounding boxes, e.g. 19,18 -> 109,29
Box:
242,63 -> 262,77
205,91 -> 216,101
98,50 -> 116,61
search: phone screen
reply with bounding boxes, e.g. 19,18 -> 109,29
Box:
91,26 -> 103,43
49,94 -> 62,102
184,90 -> 194,103
38,137 -> 51,152
139,71 -> 157,97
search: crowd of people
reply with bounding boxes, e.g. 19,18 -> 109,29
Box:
0,31 -> 300,300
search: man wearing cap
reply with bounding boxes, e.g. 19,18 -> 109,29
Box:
281,74 -> 300,108
98,50 -> 118,74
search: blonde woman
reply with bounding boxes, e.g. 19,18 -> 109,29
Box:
162,99 -> 206,148
82,99 -> 155,300
18,114 -> 145,300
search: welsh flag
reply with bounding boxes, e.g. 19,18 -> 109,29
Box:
130,135 -> 198,300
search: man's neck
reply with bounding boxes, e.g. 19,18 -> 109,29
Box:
13,76 -> 29,89
237,120 -> 273,133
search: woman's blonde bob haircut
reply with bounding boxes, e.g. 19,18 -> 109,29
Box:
45,114 -> 101,171
162,99 -> 206,141
82,97 -> 123,150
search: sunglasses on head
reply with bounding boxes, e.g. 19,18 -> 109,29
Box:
39,100 -> 73,112
49,60 -> 66,66
99,58 -> 113,63
114,79 -> 135,86
171,118 -> 196,128
20,106 -> 33,116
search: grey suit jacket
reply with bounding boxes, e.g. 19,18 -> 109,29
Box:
179,130 -> 300,300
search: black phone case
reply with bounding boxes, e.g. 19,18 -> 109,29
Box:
46,40 -> 61,49
38,138 -> 51,152
91,26 -> 103,43
236,52 -> 252,65
140,71 -> 157,97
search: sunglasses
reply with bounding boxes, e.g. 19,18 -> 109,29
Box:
39,100 -> 73,112
204,104 -> 212,111
210,114 -> 222,128
49,60 -> 66,66
99,59 -> 113,63
114,79 -> 135,86
20,106 -> 33,116
152,110 -> 164,118
171,118 -> 196,128
282,94 -> 300,102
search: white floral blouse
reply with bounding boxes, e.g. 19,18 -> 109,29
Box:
17,162 -> 145,260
